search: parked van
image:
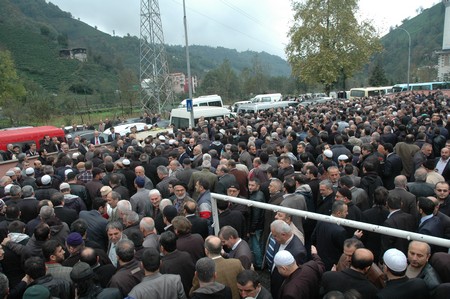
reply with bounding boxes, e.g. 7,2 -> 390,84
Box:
0,126 -> 65,152
249,93 -> 282,103
237,100 -> 299,114
178,94 -> 223,109
170,107 -> 231,128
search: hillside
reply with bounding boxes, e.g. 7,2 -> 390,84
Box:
0,0 -> 291,97
0,0 -> 446,99
350,2 -> 445,87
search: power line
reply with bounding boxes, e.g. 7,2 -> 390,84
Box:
168,0 -> 286,55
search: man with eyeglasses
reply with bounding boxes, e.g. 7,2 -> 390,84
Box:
434,181 -> 450,217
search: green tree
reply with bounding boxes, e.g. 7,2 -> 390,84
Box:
368,60 -> 388,86
200,60 -> 240,102
118,69 -> 139,115
286,0 -> 382,93
0,50 -> 26,124
240,55 -> 269,96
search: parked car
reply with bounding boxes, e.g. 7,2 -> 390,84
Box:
67,130 -> 109,143
150,120 -> 170,129
104,122 -> 148,136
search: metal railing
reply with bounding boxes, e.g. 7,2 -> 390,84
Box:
210,193 -> 450,249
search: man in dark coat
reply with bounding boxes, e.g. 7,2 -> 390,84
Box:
311,201 -> 348,271
360,160 -> 384,207
219,226 -> 252,270
50,192 -> 78,228
159,231 -> 195,296
377,248 -> 428,299
262,178 -> 284,246
389,175 -> 420,224
435,147 -> 450,182
277,156 -> 295,181
236,270 -> 272,299
274,247 -> 325,299
214,164 -> 237,195
217,200 -> 246,239
380,194 -> 417,257
316,180 -> 335,215
417,197 -> 445,253
172,216 -> 206,264
268,220 -> 307,299
107,239 -> 144,297
79,198 -> 109,250
183,200 -> 209,240
321,248 -> 379,299
380,143 -> 403,190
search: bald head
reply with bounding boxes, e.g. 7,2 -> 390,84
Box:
140,217 -> 155,234
351,248 -> 374,272
205,236 -> 222,256
394,175 -> 407,188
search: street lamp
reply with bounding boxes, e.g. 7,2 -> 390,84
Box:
398,27 -> 411,91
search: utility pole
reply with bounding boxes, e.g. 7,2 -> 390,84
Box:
183,0 -> 194,127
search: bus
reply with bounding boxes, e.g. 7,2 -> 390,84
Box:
349,86 -> 393,100
392,81 -> 450,92
178,94 -> 223,109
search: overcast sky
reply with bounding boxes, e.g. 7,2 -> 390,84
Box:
48,0 -> 438,59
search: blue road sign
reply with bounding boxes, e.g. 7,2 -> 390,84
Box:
186,99 -> 193,112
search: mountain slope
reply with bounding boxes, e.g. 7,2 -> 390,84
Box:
0,0 -> 291,96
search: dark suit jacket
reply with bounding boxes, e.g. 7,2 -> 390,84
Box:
176,233 -> 205,264
229,168 -> 248,198
262,192 -> 284,245
418,216 -> 445,253
311,220 -> 347,271
278,165 -> 295,181
228,239 -> 252,270
436,211 -> 450,239
418,216 -> 444,238
79,210 -> 108,250
430,252 -> 450,283
186,214 -> 209,240
93,263 -> 116,288
382,153 -> 403,190
15,197 -> 39,224
436,157 -> 450,182
389,187 -> 419,224
160,249 -> 195,296
376,276 -> 428,299
219,209 -> 246,238
175,168 -> 198,186
53,206 -> 78,228
178,152 -> 190,164
321,268 -> 379,299
363,206 -> 389,263
380,210 -> 417,256
215,173 -> 237,194
90,136 -> 105,145
407,181 -> 435,198
270,234 -> 307,299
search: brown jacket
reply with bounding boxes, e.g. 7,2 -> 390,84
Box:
336,253 -> 386,289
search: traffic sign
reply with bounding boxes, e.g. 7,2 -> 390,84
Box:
186,99 -> 193,112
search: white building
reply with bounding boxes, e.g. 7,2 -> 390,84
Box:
169,72 -> 197,94
438,0 -> 450,81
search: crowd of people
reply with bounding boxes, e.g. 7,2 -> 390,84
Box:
0,90 -> 450,298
